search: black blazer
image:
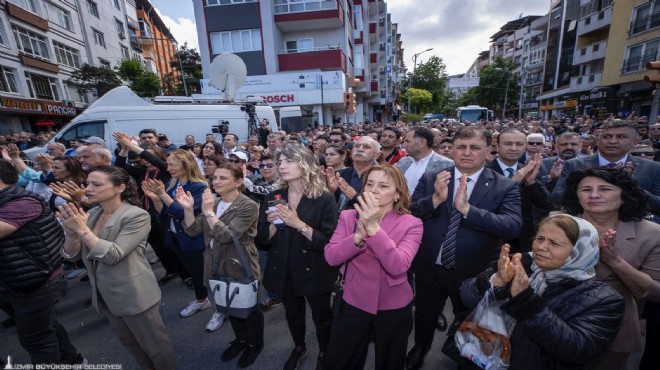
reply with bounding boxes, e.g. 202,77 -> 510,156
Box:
550,154 -> 660,215
410,166 -> 523,284
258,189 -> 338,297
334,166 -> 362,210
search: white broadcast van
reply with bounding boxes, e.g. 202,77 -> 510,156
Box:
26,86 -> 278,157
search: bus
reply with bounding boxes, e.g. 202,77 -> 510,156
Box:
456,105 -> 493,123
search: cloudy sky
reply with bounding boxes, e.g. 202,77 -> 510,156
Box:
151,0 -> 552,75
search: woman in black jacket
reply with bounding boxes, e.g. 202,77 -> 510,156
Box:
459,214 -> 624,370
257,144 -> 337,370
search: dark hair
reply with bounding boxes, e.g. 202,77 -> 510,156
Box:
204,154 -> 227,167
454,126 -> 492,146
139,128 -> 157,137
325,144 -> 352,167
601,120 -> 638,134
316,135 -> 330,142
381,126 -> 401,139
225,133 -> 239,142
410,127 -> 435,149
89,166 -> 141,206
215,162 -> 245,192
0,160 -> 19,185
537,214 -> 580,246
193,143 -> 204,159
563,167 -> 649,222
496,128 -> 526,144
52,156 -> 85,184
157,134 -> 169,142
203,141 -> 224,157
260,153 -> 275,162
557,131 -> 581,141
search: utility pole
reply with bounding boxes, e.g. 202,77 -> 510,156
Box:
407,48 -> 433,114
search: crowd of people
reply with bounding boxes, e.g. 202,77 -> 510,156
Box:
0,114 -> 659,370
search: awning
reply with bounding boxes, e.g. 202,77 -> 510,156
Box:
618,80 -> 654,95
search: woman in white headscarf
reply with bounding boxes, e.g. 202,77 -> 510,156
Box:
459,214 -> 625,370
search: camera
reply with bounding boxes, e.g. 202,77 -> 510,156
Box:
212,120 -> 230,135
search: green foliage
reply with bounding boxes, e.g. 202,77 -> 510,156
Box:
401,56 -> 449,114
400,113 -> 424,123
67,64 -> 122,97
167,42 -> 203,95
467,57 -> 520,118
116,59 -> 161,97
402,88 -> 433,113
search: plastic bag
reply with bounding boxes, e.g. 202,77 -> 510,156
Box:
455,288 -> 511,370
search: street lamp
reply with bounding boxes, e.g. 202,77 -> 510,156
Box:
407,48 -> 433,114
495,67 -> 512,121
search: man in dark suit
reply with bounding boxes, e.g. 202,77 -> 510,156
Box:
538,132 -> 582,192
406,127 -> 523,370
551,121 -> 660,215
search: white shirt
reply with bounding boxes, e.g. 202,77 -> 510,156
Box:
404,151 -> 434,195
452,167 -> 484,202
496,158 -> 516,177
598,153 -> 629,167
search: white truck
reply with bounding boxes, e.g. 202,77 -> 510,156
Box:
456,105 -> 493,123
26,86 -> 279,157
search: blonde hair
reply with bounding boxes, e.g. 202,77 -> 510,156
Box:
362,165 -> 411,214
276,144 -> 327,199
166,149 -> 207,191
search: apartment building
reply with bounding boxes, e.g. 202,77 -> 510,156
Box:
193,0 -> 404,125
519,16 -> 548,118
135,0 -> 177,82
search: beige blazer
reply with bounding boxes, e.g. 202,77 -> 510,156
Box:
76,202 -> 160,317
596,219 -> 660,353
183,194 -> 260,286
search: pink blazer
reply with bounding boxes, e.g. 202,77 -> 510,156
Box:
324,209 -> 423,314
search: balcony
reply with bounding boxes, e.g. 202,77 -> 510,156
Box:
274,0 -> 344,32
622,52 -> 657,74
526,57 -> 545,71
370,52 -> 377,64
278,46 -> 346,72
574,40 -> 607,65
570,72 -> 602,91
629,11 -> 660,36
577,5 -> 612,37
130,35 -> 143,51
371,81 -> 378,92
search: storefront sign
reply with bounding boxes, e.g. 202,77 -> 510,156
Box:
578,89 -> 612,103
523,102 -> 539,109
44,103 -> 77,116
540,105 -> 554,111
0,96 -> 43,113
565,100 -> 577,108
554,101 -> 566,108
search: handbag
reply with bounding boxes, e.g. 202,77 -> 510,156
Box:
208,231 -> 259,319
331,261 -> 348,317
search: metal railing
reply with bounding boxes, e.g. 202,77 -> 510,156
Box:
279,44 -> 341,54
274,0 -> 337,14
630,12 -> 660,35
622,52 -> 657,73
580,0 -> 613,19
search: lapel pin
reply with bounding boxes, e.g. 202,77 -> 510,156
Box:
485,182 -> 489,187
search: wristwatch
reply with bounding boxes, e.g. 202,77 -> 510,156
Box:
299,224 -> 309,233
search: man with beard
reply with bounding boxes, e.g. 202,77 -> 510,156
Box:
397,127 -> 453,195
379,126 -> 406,164
325,136 -> 380,213
538,132 -> 581,192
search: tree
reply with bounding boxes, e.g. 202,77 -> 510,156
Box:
116,59 -> 161,97
468,57 -> 520,118
401,56 -> 449,114
167,42 -> 203,95
401,88 -> 434,114
68,64 -> 122,98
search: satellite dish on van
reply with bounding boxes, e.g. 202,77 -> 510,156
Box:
209,53 -> 247,101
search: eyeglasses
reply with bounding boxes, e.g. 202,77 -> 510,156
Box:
259,163 -> 275,169
329,139 -> 342,143
630,151 -> 655,156
527,142 -> 544,146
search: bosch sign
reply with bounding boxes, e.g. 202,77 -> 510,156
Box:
261,94 -> 295,104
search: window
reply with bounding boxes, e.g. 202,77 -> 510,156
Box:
138,18 -> 153,38
92,29 -> 105,48
44,2 -> 72,31
210,29 -> 262,53
53,42 -> 80,68
113,0 -> 121,10
87,0 -> 99,18
0,19 -> 6,47
120,44 -> 129,59
630,1 -> 660,35
8,0 -> 38,14
354,5 -> 363,30
65,82 -> 87,103
285,38 -> 312,53
116,19 -> 125,39
0,66 -> 19,93
25,72 -> 61,100
354,44 -> 364,69
623,38 -> 660,73
207,0 -> 257,5
99,58 -> 111,69
12,25 -> 50,60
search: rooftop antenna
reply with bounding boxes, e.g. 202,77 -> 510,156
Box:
208,53 -> 247,101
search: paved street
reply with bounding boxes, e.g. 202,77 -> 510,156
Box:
0,253 -> 457,370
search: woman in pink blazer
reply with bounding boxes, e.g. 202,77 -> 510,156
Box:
324,165 -> 423,370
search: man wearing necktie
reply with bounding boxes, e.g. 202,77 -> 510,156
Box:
406,127 -> 522,370
550,121 -> 660,215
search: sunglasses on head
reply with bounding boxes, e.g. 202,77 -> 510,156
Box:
259,163 -> 275,169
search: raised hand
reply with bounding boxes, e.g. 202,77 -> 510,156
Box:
176,187 -> 195,210
493,244 -> 516,286
141,181 -> 159,200
201,188 -> 216,215
338,177 -> 357,199
354,192 -> 381,237
5,143 -> 20,159
112,132 -> 133,148
323,167 -> 338,193
432,170 -> 451,206
548,160 -> 564,181
144,178 -> 166,196
454,174 -> 470,216
510,256 -> 529,297
275,203 -> 304,230
599,229 -> 620,265
56,203 -> 89,234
